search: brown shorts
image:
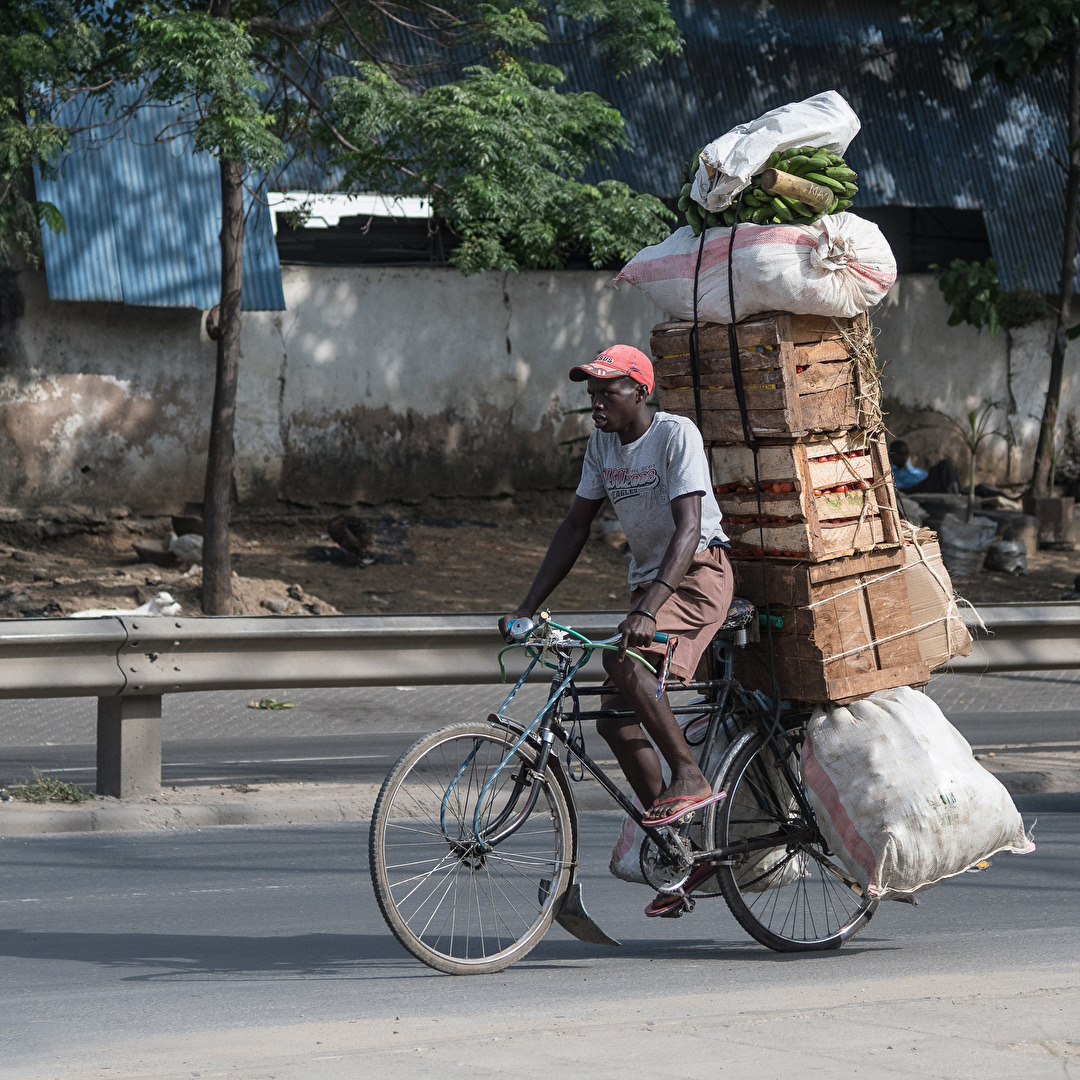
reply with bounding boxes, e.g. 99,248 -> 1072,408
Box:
631,545 -> 734,681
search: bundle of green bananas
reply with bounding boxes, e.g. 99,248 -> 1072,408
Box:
677,146 -> 859,235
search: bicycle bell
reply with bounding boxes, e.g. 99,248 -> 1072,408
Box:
507,616 -> 536,641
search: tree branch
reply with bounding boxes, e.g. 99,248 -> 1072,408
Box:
247,9 -> 338,39
254,51 -> 445,193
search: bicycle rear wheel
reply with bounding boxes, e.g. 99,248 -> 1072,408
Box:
708,725 -> 877,951
369,722 -> 574,975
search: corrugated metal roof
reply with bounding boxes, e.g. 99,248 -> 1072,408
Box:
278,0 -> 1068,293
36,87 -> 285,310
40,3 -> 1066,298
549,0 -> 1068,293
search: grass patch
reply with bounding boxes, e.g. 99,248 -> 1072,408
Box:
7,768 -> 95,803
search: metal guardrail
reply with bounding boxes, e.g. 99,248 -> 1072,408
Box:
0,612 -> 618,699
0,604 -> 1077,796
949,603 -> 1080,672
2,604 -> 1076,696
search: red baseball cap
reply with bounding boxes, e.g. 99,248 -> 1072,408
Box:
569,344 -> 655,394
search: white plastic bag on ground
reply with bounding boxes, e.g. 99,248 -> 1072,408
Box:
615,213 -> 896,323
69,591 -> 181,618
691,91 -> 861,212
803,686 -> 1033,902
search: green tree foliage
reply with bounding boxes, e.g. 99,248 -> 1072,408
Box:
0,0 -> 100,264
38,0 -> 679,266
908,0 -> 1079,79
131,10 -> 284,169
329,59 -> 673,272
933,258 -> 1003,336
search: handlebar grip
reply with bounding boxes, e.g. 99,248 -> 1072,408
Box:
652,632 -> 670,644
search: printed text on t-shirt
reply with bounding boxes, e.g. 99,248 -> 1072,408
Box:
603,465 -> 660,503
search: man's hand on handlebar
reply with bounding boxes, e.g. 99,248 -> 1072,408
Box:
617,610 -> 659,659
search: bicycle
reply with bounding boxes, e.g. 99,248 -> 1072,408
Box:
368,602 -> 879,974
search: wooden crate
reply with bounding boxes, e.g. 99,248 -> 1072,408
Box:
731,549 -> 930,704
713,431 -> 902,561
651,312 -> 877,442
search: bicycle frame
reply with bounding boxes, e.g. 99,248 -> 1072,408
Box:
435,616 -> 820,877
467,628 -> 738,866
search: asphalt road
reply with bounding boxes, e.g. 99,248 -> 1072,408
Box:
3,708 -> 1078,790
1,812 -> 1077,1079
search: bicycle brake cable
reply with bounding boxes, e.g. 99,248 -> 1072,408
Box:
565,683 -> 585,781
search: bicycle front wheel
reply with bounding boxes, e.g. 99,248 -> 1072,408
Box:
369,722 -> 575,975
708,726 -> 878,951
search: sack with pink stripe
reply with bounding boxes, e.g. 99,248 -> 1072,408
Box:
614,212 -> 896,323
803,686 -> 1033,902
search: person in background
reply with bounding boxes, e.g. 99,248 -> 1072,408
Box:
888,439 -> 960,495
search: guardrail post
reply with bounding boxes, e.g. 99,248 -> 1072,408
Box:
96,695 -> 162,797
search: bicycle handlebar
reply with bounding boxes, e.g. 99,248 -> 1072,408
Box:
506,617 -> 668,646
596,631 -> 669,645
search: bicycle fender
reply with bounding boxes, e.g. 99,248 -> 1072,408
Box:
487,715 -> 623,949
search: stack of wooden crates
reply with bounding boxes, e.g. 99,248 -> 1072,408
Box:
650,313 -> 971,704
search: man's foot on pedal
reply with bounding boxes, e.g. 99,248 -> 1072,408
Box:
642,789 -> 726,827
644,863 -> 717,918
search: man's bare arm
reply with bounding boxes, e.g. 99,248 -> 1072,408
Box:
500,496 -> 604,635
619,493 -> 703,654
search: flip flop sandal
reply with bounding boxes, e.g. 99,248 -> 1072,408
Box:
644,863 -> 718,918
642,789 -> 727,828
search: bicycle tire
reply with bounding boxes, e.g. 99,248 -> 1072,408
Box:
369,721 -> 575,975
707,725 -> 878,951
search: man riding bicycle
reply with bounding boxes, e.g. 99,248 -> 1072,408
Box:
500,344 -> 733,912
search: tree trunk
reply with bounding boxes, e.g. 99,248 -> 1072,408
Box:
1031,36 -> 1080,496
201,157 -> 245,614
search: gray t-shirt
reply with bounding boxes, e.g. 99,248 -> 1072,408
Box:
576,412 -> 728,588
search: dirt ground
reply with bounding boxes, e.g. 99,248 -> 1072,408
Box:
1,490 -> 1078,619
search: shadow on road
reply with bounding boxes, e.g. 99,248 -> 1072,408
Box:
0,927 -> 894,980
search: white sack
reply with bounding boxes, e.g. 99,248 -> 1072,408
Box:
691,91 -> 861,212
615,213 -> 896,323
803,686 -> 1033,902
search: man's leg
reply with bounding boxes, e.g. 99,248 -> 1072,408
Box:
598,650 -> 711,815
594,692 -> 664,808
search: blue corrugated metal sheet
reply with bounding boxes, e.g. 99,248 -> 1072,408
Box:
36,87 -> 285,310
278,0 -> 1068,293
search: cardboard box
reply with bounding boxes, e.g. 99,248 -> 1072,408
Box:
902,526 -> 973,670
731,548 -> 929,704
651,312 -> 878,443
713,431 -> 902,561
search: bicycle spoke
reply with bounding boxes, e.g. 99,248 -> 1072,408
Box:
371,725 -> 574,973
713,726 -> 876,952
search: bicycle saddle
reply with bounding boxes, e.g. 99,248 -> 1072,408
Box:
719,596 -> 756,632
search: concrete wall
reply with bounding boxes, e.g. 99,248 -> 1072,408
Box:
1,265 -> 1077,514
873,275 -> 1076,486
0,271 -> 214,514
235,266 -> 667,505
